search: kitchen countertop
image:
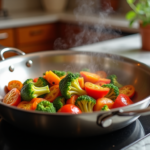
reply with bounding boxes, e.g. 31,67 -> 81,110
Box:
0,10 -> 138,33
71,34 -> 150,66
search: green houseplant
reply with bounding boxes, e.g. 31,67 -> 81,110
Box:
126,0 -> 150,51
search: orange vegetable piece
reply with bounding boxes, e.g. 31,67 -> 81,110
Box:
93,97 -> 114,111
8,80 -> 23,91
80,71 -> 100,83
33,78 -> 38,82
119,85 -> 135,98
78,77 -> 85,89
43,70 -> 61,85
95,78 -> 111,86
66,95 -> 79,105
30,98 -> 46,110
60,75 -> 66,80
17,101 -> 33,110
44,85 -> 61,102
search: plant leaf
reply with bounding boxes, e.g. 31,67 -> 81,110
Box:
126,11 -> 136,20
129,19 -> 136,27
127,0 -> 135,4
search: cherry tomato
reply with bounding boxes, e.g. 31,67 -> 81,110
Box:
30,98 -> 46,110
95,71 -> 107,78
8,80 -> 23,91
66,95 -> 79,105
33,78 -> 38,82
80,71 -> 100,83
95,81 -> 106,86
44,85 -> 61,102
85,82 -> 110,99
3,88 -> 21,106
17,101 -> 33,110
119,85 -> 135,98
95,78 -> 111,86
58,104 -> 82,114
93,97 -> 114,111
112,94 -> 133,108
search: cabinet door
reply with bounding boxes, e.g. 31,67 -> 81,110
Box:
15,23 -> 57,46
0,29 -> 15,47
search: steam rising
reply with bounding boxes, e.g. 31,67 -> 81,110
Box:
54,0 -> 121,50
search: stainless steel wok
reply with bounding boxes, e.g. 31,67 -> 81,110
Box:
0,45 -> 150,137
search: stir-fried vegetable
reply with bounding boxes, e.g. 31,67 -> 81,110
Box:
75,95 -> 96,112
59,73 -> 87,99
3,68 -> 135,113
21,83 -> 50,101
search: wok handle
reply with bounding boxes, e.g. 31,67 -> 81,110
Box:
97,106 -> 150,128
0,45 -> 25,61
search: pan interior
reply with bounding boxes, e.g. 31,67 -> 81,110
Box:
0,51 -> 150,104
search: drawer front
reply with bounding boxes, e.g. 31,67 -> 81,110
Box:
0,29 -> 15,47
16,24 -> 57,45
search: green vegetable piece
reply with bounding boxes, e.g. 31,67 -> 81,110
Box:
21,83 -> 50,101
101,105 -> 110,111
36,101 -> 56,113
23,77 -> 49,87
107,75 -> 123,88
67,71 -> 80,77
34,77 -> 49,87
59,73 -> 87,99
75,95 -> 96,112
53,96 -> 65,111
52,70 -> 66,77
102,84 -> 119,101
23,79 -> 33,85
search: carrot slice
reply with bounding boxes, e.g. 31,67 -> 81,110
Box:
43,70 -> 61,85
80,71 -> 100,83
8,80 -> 23,91
60,75 -> 66,80
66,95 -> 79,105
44,85 -> 61,102
30,98 -> 46,110
78,77 -> 85,89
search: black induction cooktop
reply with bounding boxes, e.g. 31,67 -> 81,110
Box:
0,115 -> 150,150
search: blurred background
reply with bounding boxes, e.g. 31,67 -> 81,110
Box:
0,0 -> 138,58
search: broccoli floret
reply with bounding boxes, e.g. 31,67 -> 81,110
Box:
59,73 -> 87,99
102,84 -> 119,101
81,68 -> 90,72
36,101 -> 56,113
75,95 -> 96,112
52,70 -> 67,77
23,77 -> 49,87
23,79 -> 33,85
21,83 -> 50,101
67,71 -> 80,77
53,96 -> 65,111
107,75 -> 123,88
101,105 -> 110,111
34,77 -> 49,87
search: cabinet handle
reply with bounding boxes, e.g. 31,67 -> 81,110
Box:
0,33 -> 8,40
30,30 -> 43,36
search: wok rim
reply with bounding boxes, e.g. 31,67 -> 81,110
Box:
0,50 -> 150,116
